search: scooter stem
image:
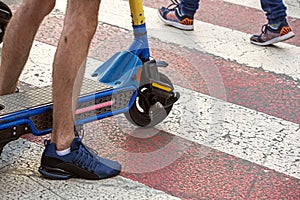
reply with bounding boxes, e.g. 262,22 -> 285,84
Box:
128,0 -> 150,61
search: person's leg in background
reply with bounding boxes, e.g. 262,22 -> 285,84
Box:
158,0 -> 200,30
250,0 -> 294,46
180,0 -> 199,18
261,0 -> 287,26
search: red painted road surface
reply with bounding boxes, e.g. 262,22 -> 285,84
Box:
6,1 -> 299,199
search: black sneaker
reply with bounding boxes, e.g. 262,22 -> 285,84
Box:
250,22 -> 295,46
158,0 -> 194,30
38,137 -> 121,180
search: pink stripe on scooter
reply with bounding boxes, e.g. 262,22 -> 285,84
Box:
75,101 -> 113,114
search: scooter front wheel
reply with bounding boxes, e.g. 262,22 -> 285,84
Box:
125,73 -> 174,127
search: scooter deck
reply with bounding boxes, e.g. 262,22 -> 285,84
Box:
0,78 -> 136,153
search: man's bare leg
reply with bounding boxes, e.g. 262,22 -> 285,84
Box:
0,0 -> 55,95
51,0 -> 101,150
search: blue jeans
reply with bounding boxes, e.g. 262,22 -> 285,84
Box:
180,0 -> 200,17
261,0 -> 287,24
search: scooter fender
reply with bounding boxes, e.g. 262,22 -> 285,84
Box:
92,50 -> 142,89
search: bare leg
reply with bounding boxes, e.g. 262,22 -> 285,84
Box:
0,0 -> 55,95
51,0 -> 100,150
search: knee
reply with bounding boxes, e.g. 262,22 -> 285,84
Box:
34,0 -> 56,17
21,0 -> 56,21
41,0 -> 56,15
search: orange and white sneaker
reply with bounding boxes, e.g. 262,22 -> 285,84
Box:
158,2 -> 194,31
250,22 -> 295,46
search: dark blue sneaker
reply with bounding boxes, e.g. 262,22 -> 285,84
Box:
38,137 -> 121,180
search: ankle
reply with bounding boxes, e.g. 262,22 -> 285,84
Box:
52,135 -> 75,151
269,18 -> 287,29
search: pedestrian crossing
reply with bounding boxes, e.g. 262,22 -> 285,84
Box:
0,0 -> 299,199
56,0 -> 300,179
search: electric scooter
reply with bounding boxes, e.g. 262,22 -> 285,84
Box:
0,0 -> 179,155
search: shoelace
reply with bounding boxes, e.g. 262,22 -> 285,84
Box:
74,127 -> 99,154
261,24 -> 268,34
167,0 -> 180,10
73,126 -> 100,171
73,140 -> 100,172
